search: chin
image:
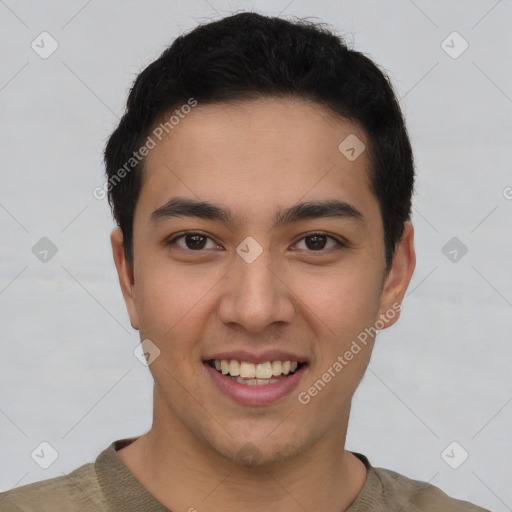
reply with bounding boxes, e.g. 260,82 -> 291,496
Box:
213,434 -> 308,468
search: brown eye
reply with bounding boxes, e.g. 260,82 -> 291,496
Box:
294,233 -> 344,251
166,232 -> 219,251
183,234 -> 207,249
305,234 -> 327,250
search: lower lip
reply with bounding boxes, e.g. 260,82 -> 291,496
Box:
204,363 -> 307,405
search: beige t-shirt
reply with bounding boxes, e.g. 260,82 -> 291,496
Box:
0,437 -> 490,511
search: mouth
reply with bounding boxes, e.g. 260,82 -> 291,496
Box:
203,356 -> 308,405
205,358 -> 307,386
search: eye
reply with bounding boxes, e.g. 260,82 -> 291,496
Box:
165,231 -> 346,253
293,232 -> 346,252
166,231 -> 220,251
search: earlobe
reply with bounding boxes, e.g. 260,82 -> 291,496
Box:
110,227 -> 140,331
378,222 -> 416,329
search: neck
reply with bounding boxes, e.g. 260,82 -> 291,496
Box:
118,391 -> 367,512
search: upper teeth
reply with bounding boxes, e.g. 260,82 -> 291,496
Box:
214,360 -> 299,378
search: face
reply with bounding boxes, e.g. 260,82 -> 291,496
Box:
111,97 -> 415,466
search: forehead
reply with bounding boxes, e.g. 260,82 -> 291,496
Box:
136,97 -> 380,229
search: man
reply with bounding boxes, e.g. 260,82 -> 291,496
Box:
1,12 -> 489,512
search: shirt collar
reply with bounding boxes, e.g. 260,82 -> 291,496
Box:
95,437 -> 170,512
95,437 -> 379,512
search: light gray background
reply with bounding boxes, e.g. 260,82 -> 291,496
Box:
1,0 -> 511,510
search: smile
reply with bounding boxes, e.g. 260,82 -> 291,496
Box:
206,359 -> 304,386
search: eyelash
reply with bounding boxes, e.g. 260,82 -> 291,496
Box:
165,231 -> 346,253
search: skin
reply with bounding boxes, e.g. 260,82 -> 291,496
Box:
111,97 -> 416,511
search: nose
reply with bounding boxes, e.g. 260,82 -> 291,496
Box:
217,246 -> 296,334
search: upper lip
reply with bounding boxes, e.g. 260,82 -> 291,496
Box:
203,349 -> 308,365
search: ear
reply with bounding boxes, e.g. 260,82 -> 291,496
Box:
110,227 -> 139,331
378,222 -> 416,329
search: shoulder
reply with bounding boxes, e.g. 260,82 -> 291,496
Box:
0,462 -> 106,512
372,466 -> 491,511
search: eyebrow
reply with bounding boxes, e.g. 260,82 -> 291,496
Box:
149,196 -> 364,227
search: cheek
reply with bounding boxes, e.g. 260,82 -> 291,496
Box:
292,264 -> 383,339
294,268 -> 381,413
133,258 -> 222,345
